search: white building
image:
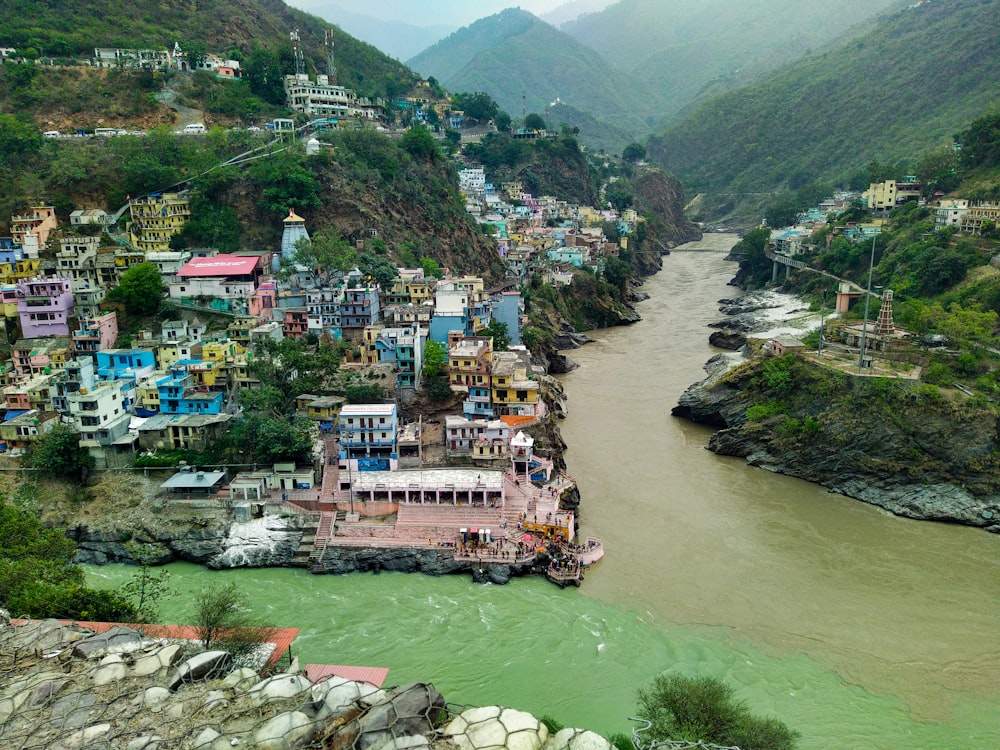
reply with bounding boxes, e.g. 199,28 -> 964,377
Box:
67,380 -> 131,446
935,199 -> 969,230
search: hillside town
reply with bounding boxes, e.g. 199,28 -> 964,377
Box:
0,151 -> 632,584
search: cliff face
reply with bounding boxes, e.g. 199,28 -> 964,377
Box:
633,167 -> 703,254
672,355 -> 1000,531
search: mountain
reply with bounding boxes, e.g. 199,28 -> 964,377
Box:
285,3 -> 454,61
0,0 -> 419,98
540,0 -> 616,27
562,0 -> 903,127
408,9 -> 655,152
646,0 -> 1000,223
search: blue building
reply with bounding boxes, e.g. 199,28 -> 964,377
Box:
490,291 -> 522,346
96,348 -> 156,381
156,368 -> 224,415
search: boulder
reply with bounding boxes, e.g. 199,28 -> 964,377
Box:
56,722 -> 111,749
168,651 -> 233,690
253,710 -> 316,750
137,686 -> 172,708
353,683 -> 446,750
708,330 -> 747,351
127,736 -> 164,750
191,727 -> 222,749
132,643 -> 182,676
445,706 -> 548,750
203,689 -> 229,712
50,692 -> 96,730
26,678 -> 71,709
545,728 -> 612,750
92,660 -> 127,686
245,674 -> 312,706
222,666 -> 259,691
72,626 -> 143,659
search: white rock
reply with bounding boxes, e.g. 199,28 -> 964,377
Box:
138,686 -> 172,708
246,674 -> 312,706
192,727 -> 222,749
204,689 -> 229,712
99,653 -> 124,665
371,735 -> 431,750
546,728 -> 612,750
253,710 -> 316,750
58,722 -> 111,749
222,667 -> 259,691
92,661 -> 127,686
132,644 -> 182,677
316,679 -> 366,721
165,700 -> 187,719
127,736 -> 163,750
446,706 -> 548,750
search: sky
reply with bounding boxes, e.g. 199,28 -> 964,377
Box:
289,1 -> 578,28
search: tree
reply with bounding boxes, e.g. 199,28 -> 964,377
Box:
622,142 -> 646,162
106,262 -> 164,316
181,40 -> 207,68
494,111 -> 512,132
451,92 -> 499,123
401,125 -> 440,161
293,229 -> 357,277
524,113 -> 547,132
249,151 -> 322,215
243,45 -> 287,105
0,113 -> 41,165
359,253 -> 399,291
24,424 -> 94,481
636,674 -> 798,750
229,413 -> 313,464
423,340 -> 447,378
192,581 -> 276,664
957,112 -> 1000,170
419,256 -> 444,279
605,178 -> 635,213
482,320 -> 510,351
120,545 -> 173,622
764,200 -> 800,229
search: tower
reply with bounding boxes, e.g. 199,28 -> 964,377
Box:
325,29 -> 337,85
276,208 -> 309,272
874,289 -> 894,335
291,29 -> 305,77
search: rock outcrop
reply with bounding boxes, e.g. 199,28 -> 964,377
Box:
672,356 -> 1000,532
0,619 -> 614,750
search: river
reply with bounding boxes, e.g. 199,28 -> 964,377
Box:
86,234 -> 1000,749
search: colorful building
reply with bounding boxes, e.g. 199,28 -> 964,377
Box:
337,403 -> 398,472
16,277 -> 74,338
128,193 -> 191,253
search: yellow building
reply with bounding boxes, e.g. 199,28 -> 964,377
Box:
202,339 -> 246,363
360,325 -> 383,365
448,336 -> 493,390
0,257 -> 40,285
227,317 -> 257,345
864,180 -> 921,211
136,371 -> 166,412
128,192 -> 191,253
490,351 -> 539,417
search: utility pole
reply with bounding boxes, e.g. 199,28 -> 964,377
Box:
291,29 -> 304,77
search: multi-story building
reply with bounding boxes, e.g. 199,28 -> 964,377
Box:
935,199 -> 969,230
128,193 -> 191,253
16,277 -> 74,338
93,47 -> 172,69
337,403 -> 398,472
96,348 -> 156,381
10,336 -> 71,378
282,308 -> 309,340
864,180 -> 922,211
339,285 -> 381,340
490,351 -> 540,418
283,74 -> 385,121
961,201 -> 1000,235
0,410 -> 59,451
445,415 -> 510,458
448,335 -> 493,392
361,326 -> 425,391
171,254 -> 260,308
50,357 -> 97,414
10,206 -> 57,252
54,236 -> 100,289
156,368 -> 225,415
386,274 -> 435,306
489,290 -> 523,346
66,380 -> 130,446
146,251 -> 192,283
72,312 -> 118,359
136,413 -> 232,452
306,288 -> 342,337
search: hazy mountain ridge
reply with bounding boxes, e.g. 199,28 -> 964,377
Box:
562,0 -> 903,126
407,8 -> 655,151
298,3 -> 455,61
646,0 -> 1000,223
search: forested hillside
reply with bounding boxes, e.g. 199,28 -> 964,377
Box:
561,0 -> 901,127
408,9 -> 655,151
0,0 -> 419,99
647,0 -> 1000,224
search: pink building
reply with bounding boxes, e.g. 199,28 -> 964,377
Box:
73,312 -> 119,358
250,279 -> 278,319
16,277 -> 74,338
11,206 -> 58,250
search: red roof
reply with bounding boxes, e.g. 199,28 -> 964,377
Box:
178,254 -> 260,278
303,664 -> 389,687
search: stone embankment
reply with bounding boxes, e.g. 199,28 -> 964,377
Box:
672,295 -> 1000,532
0,616 -> 613,750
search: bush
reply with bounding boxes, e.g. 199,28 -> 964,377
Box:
636,674 -> 798,750
192,581 -> 277,667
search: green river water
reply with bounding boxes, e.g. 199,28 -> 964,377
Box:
86,235 -> 1000,750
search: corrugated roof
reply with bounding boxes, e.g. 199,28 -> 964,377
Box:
178,254 -> 259,278
303,664 -> 389,687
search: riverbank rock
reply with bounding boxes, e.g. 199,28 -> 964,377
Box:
0,619 -> 613,750
708,330 -> 747,350
674,356 -> 1000,531
208,515 -> 308,569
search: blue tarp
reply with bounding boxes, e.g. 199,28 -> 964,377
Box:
3,409 -> 28,422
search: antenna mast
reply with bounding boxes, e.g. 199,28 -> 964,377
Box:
291,28 -> 305,76
325,29 -> 337,84
522,90 -> 527,130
